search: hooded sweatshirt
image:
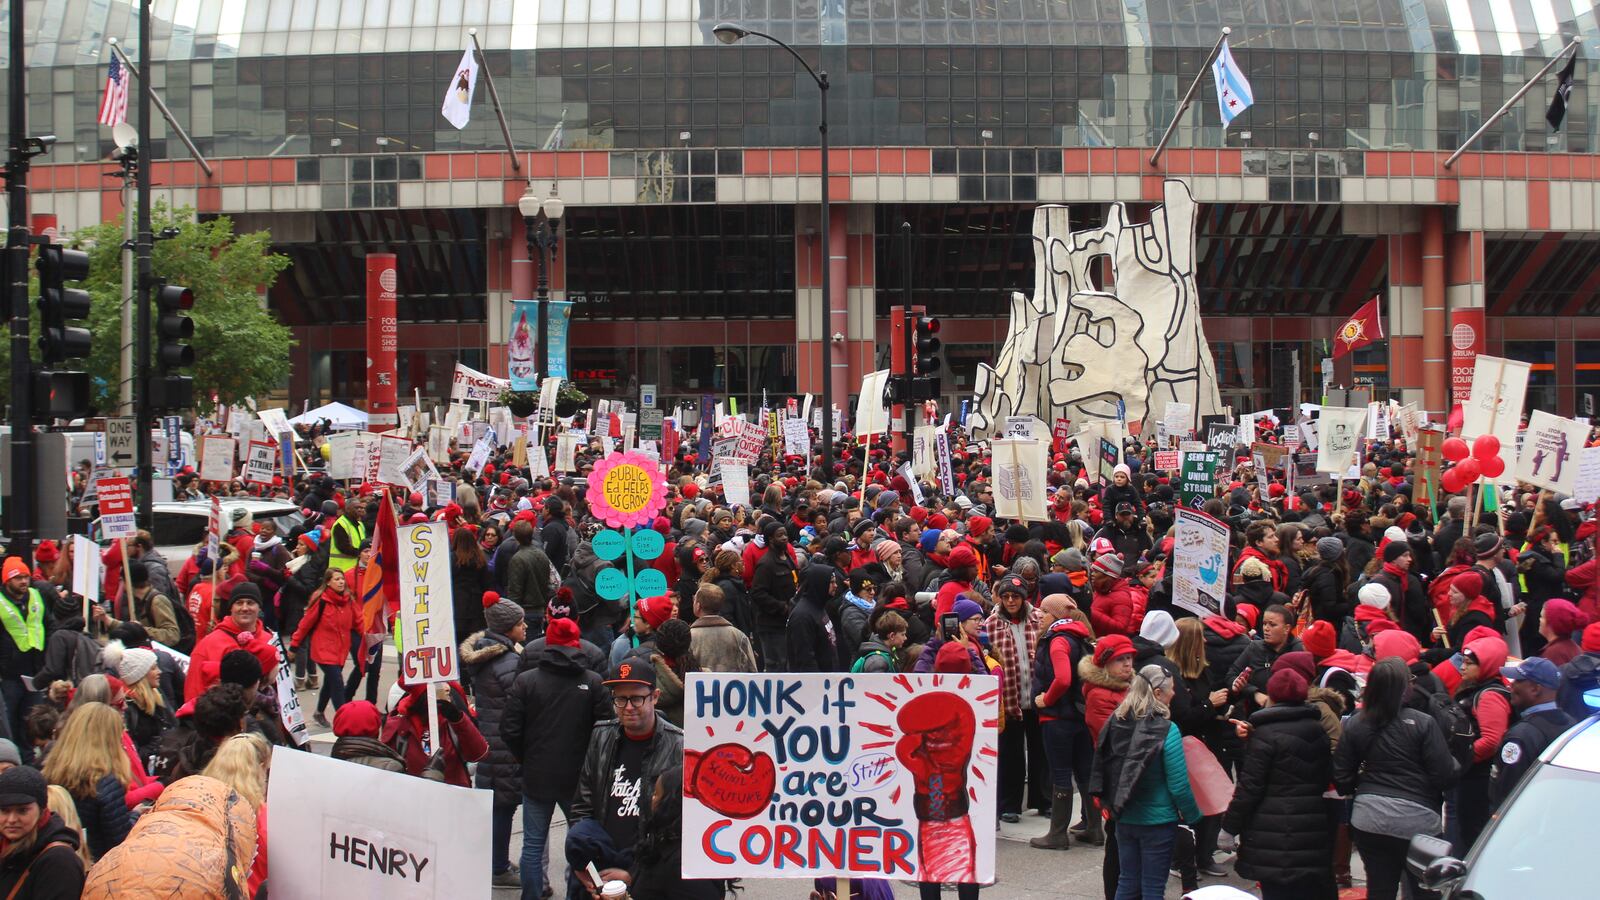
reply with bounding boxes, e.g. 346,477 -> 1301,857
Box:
787,565 -> 840,673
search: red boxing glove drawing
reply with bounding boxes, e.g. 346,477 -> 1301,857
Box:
895,692 -> 977,883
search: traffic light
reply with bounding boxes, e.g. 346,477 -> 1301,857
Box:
910,315 -> 942,400
148,279 -> 195,410
35,243 -> 92,365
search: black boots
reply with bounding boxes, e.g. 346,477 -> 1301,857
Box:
1029,788 -> 1074,850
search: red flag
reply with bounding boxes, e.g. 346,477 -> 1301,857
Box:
1333,296 -> 1384,359
359,497 -> 400,637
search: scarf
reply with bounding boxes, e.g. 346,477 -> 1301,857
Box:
844,591 -> 873,612
985,604 -> 1040,718
1382,561 -> 1410,581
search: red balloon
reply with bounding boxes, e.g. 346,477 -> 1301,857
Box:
1454,457 -> 1481,483
1442,437 -> 1470,462
1472,434 -> 1501,460
1479,455 -> 1505,479
1440,468 -> 1464,494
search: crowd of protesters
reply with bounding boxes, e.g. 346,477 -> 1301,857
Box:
1,406 -> 1596,900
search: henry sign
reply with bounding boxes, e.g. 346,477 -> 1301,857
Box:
682,673 -> 998,883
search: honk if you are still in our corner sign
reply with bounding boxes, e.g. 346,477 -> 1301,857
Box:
681,673 -> 999,882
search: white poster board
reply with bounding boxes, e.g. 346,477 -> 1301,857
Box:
71,534 -> 100,608
1463,354 -> 1531,460
257,407 -> 292,438
1514,410 -> 1589,494
719,464 -> 751,508
396,522 -> 457,685
426,425 -> 452,465
681,673 -> 998,883
272,633 -> 309,746
198,435 -> 236,482
782,417 -> 811,461
855,370 -> 890,437
989,438 -> 1048,521
1315,406 -> 1366,474
378,435 -> 415,487
400,447 -> 441,494
1172,506 -> 1230,618
243,441 -> 277,486
451,362 -> 509,402
267,748 -> 490,899
1572,446 -> 1600,505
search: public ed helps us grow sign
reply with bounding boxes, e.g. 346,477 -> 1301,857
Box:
681,673 -> 999,882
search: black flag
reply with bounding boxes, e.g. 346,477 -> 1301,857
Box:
1547,54 -> 1578,132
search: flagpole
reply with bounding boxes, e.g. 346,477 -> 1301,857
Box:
1149,27 -> 1231,167
468,29 -> 523,173
1444,37 -> 1580,169
106,39 -> 213,177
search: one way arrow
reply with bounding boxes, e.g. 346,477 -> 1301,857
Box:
109,449 -> 134,465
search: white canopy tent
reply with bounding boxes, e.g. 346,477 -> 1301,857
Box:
288,401 -> 368,431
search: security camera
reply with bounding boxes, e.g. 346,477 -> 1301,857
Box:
831,332 -> 845,343
111,144 -> 138,162
21,135 -> 56,157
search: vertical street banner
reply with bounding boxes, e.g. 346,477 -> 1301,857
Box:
1177,450 -> 1219,508
1172,507 -> 1230,618
366,253 -> 399,431
545,300 -> 573,380
681,673 -> 999,883
507,299 -> 539,390
1450,307 -> 1485,410
1514,410 -> 1589,494
267,748 -> 489,899
397,522 -> 457,685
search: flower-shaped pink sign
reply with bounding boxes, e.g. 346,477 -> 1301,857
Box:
586,451 -> 668,528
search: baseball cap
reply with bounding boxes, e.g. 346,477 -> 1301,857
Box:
605,658 -> 657,688
1500,657 -> 1561,690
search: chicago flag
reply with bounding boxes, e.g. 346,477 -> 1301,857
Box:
1211,39 -> 1254,129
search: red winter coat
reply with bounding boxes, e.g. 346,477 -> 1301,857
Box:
291,587 -> 358,666
1090,578 -> 1141,638
184,617 -> 279,702
1567,558 -> 1600,624
1231,546 -> 1288,593
380,684 -> 488,787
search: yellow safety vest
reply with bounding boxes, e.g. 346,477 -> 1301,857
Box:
329,517 -> 367,573
0,588 -> 45,653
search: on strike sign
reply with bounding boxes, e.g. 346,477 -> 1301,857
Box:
96,477 -> 137,539
396,522 -> 456,685
681,673 -> 998,883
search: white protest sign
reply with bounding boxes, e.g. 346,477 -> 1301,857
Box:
267,748 -> 489,899
990,438 -> 1048,521
257,407 -> 292,438
1366,402 -> 1390,442
1572,446 -> 1600,505
1315,407 -> 1366,474
397,521 -> 457,684
464,429 -> 495,474
555,433 -> 578,473
1514,410 -> 1589,494
897,462 -> 925,506
529,440 -> 551,478
243,441 -> 277,486
782,417 -> 811,460
71,534 -> 100,606
426,425 -> 452,465
719,464 -> 751,507
682,672 -> 998,882
855,370 -> 890,437
400,446 -> 440,494
1173,506 -> 1230,618
1163,401 -> 1194,437
1464,355 -> 1531,458
1003,415 -> 1038,440
378,434 -> 415,486
912,425 -> 938,477
429,478 -> 456,508
325,432 -> 358,480
451,361 -> 509,402
198,435 -> 236,482
95,476 -> 137,539
272,633 -> 309,746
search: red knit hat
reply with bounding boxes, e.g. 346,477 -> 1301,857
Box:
482,590 -> 501,609
637,595 -> 673,630
546,618 -> 581,648
1583,622 -> 1600,653
682,483 -> 700,499
934,642 -> 972,673
1093,633 -> 1134,666
946,544 -> 978,569
1301,619 -> 1337,660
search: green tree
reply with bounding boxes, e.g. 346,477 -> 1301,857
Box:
14,204 -> 292,413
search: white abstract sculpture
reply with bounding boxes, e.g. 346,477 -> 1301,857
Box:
970,179 -> 1223,438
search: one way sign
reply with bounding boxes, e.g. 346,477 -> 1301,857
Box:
105,417 -> 137,469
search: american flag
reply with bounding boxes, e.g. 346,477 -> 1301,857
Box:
98,54 -> 129,127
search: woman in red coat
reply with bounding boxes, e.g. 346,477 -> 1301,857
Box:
290,568 -> 360,727
380,683 -> 488,787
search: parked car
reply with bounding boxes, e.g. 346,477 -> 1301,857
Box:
92,499 -> 304,570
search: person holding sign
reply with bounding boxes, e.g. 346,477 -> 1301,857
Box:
379,681 -> 487,787
566,659 -> 684,900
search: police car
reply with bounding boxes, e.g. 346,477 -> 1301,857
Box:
1407,698 -> 1600,897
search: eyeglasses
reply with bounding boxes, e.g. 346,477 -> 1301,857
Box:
612,695 -> 651,709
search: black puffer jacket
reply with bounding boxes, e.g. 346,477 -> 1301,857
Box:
0,810 -> 84,900
1223,704 -> 1335,883
1333,708 -> 1459,809
502,643 -> 612,803
1201,618 -> 1252,692
460,629 -> 523,804
451,558 -> 490,639
1131,636 -> 1201,735
1301,562 -> 1351,625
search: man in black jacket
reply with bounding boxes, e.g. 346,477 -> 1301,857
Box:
748,523 -> 798,671
1491,658 -> 1574,811
565,658 -> 683,900
503,619 -> 610,900
787,564 -> 841,673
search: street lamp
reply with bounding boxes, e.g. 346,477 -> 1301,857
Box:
519,181 -> 564,380
713,21 -> 834,473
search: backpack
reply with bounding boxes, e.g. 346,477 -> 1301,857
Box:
1558,654 -> 1600,721
1416,683 -> 1477,770
850,649 -> 893,673
1454,683 -> 1512,768
141,591 -> 197,655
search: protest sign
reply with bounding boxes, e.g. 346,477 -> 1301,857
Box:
96,477 -> 137,540
935,428 -> 955,496
1366,402 -> 1390,442
1573,446 -> 1600,505
783,417 -> 812,461
377,434 -> 415,486
400,446 -> 440,493
464,428 -> 495,475
733,420 -> 767,465
450,361 -> 509,402
1514,410 -> 1589,494
268,748 -> 489,899
426,425 -> 452,465
1163,402 -> 1193,438
681,673 -> 998,882
1315,406 -> 1366,474
397,521 -> 456,685
897,462 -> 926,506
1172,507 -> 1230,618
257,407 -> 291,437
1413,427 -> 1444,513
1097,437 -> 1120,485
1204,421 -> 1237,452
1153,450 -> 1180,472
855,370 -> 890,437
1463,355 -> 1530,460
1003,415 -> 1041,441
911,425 -> 937,477
588,451 -> 669,529
720,464 -> 751,507
272,633 -> 309,746
428,478 -> 456,508
1052,417 -> 1073,454
71,534 -> 100,607
1178,450 -> 1219,508
198,435 -> 236,482
1251,442 -> 1289,473
243,441 -> 276,486
990,439 -> 1047,521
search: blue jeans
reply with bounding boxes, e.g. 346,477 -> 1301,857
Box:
1040,716 -> 1094,790
520,797 -> 571,900
1114,821 -> 1178,900
492,801 -> 518,875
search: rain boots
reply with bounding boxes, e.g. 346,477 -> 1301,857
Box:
1068,789 -> 1106,845
1029,787 -> 1074,850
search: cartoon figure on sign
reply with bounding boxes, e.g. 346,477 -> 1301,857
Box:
683,743 -> 777,819
896,692 -> 977,882
1532,430 -> 1571,482
508,309 -> 535,385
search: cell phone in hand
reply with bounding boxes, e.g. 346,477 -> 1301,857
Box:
940,613 -> 960,641
1231,666 -> 1254,694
